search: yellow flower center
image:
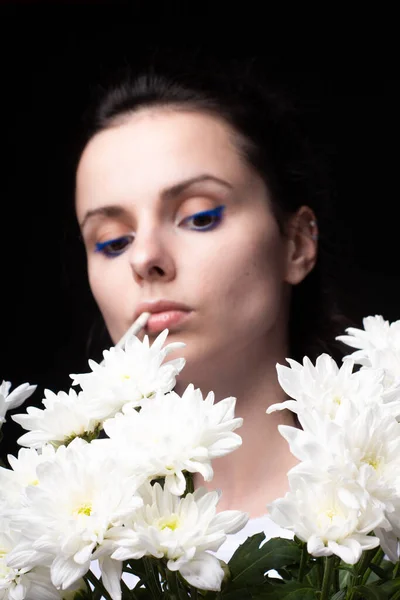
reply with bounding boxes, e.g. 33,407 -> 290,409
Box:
333,395 -> 341,405
362,454 -> 380,470
29,479 -> 39,486
157,514 -> 180,531
317,507 -> 340,531
73,503 -> 92,517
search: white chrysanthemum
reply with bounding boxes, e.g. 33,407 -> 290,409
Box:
12,388 -> 101,449
0,523 -> 60,600
278,404 -> 400,514
355,348 -> 400,394
103,384 -> 243,495
109,482 -> 248,591
267,353 -> 400,426
268,477 -> 383,564
70,329 -> 186,420
7,439 -> 144,598
275,404 -> 400,563
337,315 -> 400,393
337,315 -> 400,355
0,445 -> 56,506
0,381 -> 36,429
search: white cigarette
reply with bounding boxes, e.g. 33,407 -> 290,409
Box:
115,311 -> 151,349
100,312 -> 151,365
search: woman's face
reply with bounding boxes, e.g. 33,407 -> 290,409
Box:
76,109 -> 295,383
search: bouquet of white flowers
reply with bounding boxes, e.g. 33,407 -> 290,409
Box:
1,315 -> 400,600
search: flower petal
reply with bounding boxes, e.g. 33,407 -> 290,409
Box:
99,556 -> 122,600
175,552 -> 224,591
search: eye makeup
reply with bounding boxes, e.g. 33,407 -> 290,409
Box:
180,205 -> 226,231
94,205 -> 226,258
95,234 -> 134,258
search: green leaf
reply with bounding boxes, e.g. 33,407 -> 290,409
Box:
274,568 -> 294,581
303,559 -> 323,589
339,567 -> 352,588
227,534 -> 301,588
222,582 -> 317,600
255,581 -> 317,599
352,584 -> 389,599
219,587 -> 261,600
376,560 -> 396,580
378,577 -> 400,595
369,563 -> 389,580
339,565 -> 356,573
261,583 -> 317,599
352,578 -> 400,599
124,589 -> 153,599
330,592 -> 346,600
198,592 -> 219,600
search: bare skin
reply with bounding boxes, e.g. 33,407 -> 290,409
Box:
76,108 -> 317,518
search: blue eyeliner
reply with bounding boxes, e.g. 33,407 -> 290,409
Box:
95,235 -> 131,255
183,205 -> 226,230
95,205 -> 226,257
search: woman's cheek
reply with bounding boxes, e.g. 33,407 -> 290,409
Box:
88,264 -> 117,308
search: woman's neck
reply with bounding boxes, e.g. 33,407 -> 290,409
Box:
175,339 -> 299,518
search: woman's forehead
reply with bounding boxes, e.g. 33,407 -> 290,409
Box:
79,108 -> 240,168
75,108 -> 262,215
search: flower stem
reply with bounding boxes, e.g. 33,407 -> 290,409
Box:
393,560 -> 400,579
184,471 -> 195,496
360,547 -> 384,586
315,559 -> 323,589
333,560 -> 340,591
320,555 -> 336,600
298,544 -> 308,583
191,589 -> 199,599
165,568 -> 181,597
84,569 -> 113,600
357,547 -> 378,584
345,546 -> 380,600
143,557 -> 162,598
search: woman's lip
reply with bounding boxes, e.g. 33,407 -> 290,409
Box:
134,300 -> 192,321
145,310 -> 191,334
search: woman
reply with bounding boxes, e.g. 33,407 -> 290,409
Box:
74,57 -> 345,561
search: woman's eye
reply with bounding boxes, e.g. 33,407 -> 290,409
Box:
181,205 -> 226,231
94,235 -> 133,257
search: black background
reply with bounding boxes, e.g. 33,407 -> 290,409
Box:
1,2 -> 399,460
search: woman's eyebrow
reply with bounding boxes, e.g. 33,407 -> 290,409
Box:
80,174 -> 233,229
161,174 -> 233,200
80,205 -> 129,230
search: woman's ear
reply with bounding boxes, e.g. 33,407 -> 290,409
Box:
284,205 -> 318,285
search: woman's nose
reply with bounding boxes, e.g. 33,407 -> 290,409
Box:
128,226 -> 176,285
